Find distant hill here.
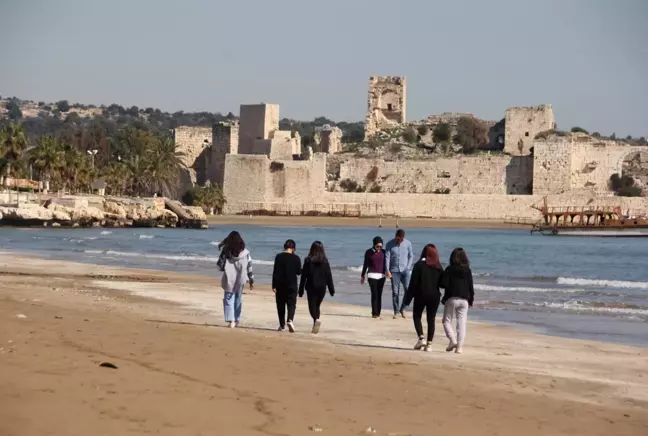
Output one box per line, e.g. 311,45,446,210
0,96,365,146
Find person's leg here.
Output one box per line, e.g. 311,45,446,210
426,294,441,343
368,278,379,317
443,298,457,346
223,291,235,323
312,289,325,334
287,291,297,323
307,290,317,321
275,290,286,329
455,299,469,352
234,287,243,324
412,298,424,339
390,272,402,315
376,278,386,317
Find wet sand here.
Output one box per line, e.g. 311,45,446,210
1,254,646,436
207,214,529,229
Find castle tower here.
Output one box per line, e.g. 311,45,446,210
207,121,239,185
238,103,280,154
504,104,555,155
364,76,407,139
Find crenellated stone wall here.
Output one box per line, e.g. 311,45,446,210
365,76,406,139
335,155,532,195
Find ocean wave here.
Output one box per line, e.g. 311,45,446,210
138,235,155,240
83,249,274,266
100,231,112,235
557,277,648,290
210,241,221,246
475,284,577,293
537,301,648,317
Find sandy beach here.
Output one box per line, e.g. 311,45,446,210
1,254,646,436
207,215,528,229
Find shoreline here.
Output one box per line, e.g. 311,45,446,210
1,254,647,435
207,214,530,229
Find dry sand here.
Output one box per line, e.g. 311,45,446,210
0,254,646,436
207,214,529,230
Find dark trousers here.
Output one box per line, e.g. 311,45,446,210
275,288,297,328
413,293,441,342
368,278,386,317
306,288,326,321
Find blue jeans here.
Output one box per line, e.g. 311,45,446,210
390,270,411,314
223,285,244,322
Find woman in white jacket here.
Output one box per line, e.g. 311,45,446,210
219,231,254,328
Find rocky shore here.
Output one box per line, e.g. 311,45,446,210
0,195,208,229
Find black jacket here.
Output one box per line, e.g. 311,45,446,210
403,260,443,306
441,265,474,306
299,257,335,297
272,252,302,291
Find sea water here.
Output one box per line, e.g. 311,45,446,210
1,225,647,346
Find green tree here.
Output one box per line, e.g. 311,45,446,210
453,117,488,154
182,182,226,214
6,100,22,120
143,136,186,197
571,126,589,134
610,133,616,140
29,135,65,190
402,127,418,144
0,122,29,188
432,123,452,143
57,100,70,112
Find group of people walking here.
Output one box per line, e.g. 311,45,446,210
217,229,475,353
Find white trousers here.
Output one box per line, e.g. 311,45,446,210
442,297,469,348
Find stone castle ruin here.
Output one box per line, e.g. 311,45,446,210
174,77,646,220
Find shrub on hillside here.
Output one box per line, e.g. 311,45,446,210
402,127,418,144
571,126,589,134
432,123,451,143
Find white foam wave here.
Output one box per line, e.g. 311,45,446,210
100,231,112,235
346,266,363,272
474,284,578,293
83,249,274,266
210,241,220,246
557,277,648,290
139,235,155,239
539,301,648,317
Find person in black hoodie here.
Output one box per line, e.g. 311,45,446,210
272,239,302,333
299,241,335,334
441,248,474,354
402,244,443,352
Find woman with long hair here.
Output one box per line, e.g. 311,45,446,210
219,231,254,328
441,248,474,354
402,244,443,351
298,241,335,334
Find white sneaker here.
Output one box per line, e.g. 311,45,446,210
455,347,463,354
227,321,234,328
414,338,425,350
277,326,286,332
446,342,458,352
287,320,295,333
312,319,321,334
423,341,432,352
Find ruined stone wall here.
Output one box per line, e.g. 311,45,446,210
238,104,280,154
532,135,573,195
365,76,406,139
205,121,239,186
223,155,270,203
268,131,299,160
335,155,532,195
173,126,212,168
314,125,342,154
505,105,555,155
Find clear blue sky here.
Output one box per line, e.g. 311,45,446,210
1,0,646,136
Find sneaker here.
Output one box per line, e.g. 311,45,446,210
227,321,234,328
455,347,463,354
393,314,398,319
287,320,295,333
234,321,239,328
312,319,322,334
423,341,432,352
414,337,426,350
446,342,458,352
400,310,406,319
277,326,286,332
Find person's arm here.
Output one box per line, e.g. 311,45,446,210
271,254,279,291
360,249,369,283
403,262,419,307
468,270,474,307
406,241,414,271
384,242,392,277
247,253,254,289
295,255,302,275
298,258,308,297
326,262,335,296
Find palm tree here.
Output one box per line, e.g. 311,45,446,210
29,135,64,192
0,122,29,189
144,136,186,197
